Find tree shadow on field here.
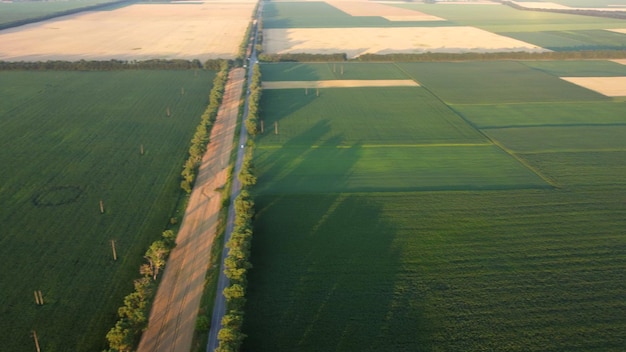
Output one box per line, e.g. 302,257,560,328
255,118,364,195
244,193,435,351
244,118,436,350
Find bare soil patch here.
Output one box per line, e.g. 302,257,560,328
264,26,549,58
263,79,419,89
326,0,443,21
561,76,626,96
0,0,256,61
137,68,245,352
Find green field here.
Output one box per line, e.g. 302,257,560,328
243,61,626,351
0,0,123,26
254,145,548,194
522,0,626,8
0,70,214,351
485,125,626,153
397,61,608,104
402,3,626,32
262,1,452,28
244,190,626,351
454,101,626,128
521,59,626,77
503,29,626,51
261,62,411,81
258,87,485,146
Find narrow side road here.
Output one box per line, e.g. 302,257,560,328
206,3,263,351
137,68,245,352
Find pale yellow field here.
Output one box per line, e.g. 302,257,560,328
561,76,626,96
511,1,626,11
0,0,256,61
326,0,443,21
262,79,419,89
263,26,549,58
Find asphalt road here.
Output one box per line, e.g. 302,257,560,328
206,4,262,350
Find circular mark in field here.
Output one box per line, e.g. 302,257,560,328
33,185,83,207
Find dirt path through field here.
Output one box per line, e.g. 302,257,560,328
137,67,245,352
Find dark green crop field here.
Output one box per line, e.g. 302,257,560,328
402,3,626,32
522,60,626,77
243,60,626,351
0,70,214,351
262,1,452,28
397,61,608,104
245,190,626,352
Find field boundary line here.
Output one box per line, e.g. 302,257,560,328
392,62,559,189
255,143,492,149
519,148,626,154
262,79,419,89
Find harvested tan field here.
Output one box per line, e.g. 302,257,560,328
561,76,626,96
608,28,626,35
511,1,626,11
326,0,443,21
0,0,256,61
263,79,419,89
264,27,549,58
611,59,626,65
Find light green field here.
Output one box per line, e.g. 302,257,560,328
0,70,214,351
257,86,485,146
254,145,548,194
522,151,626,187
454,101,626,128
397,61,608,104
260,62,411,81
486,125,626,153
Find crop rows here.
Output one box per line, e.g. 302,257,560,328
0,70,214,351
243,60,626,351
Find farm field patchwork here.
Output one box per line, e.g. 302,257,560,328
244,60,626,351
522,59,626,76
502,29,626,51
397,61,608,104
0,70,215,351
401,2,626,32
256,86,486,146
560,76,626,96
261,1,451,28
0,0,256,61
